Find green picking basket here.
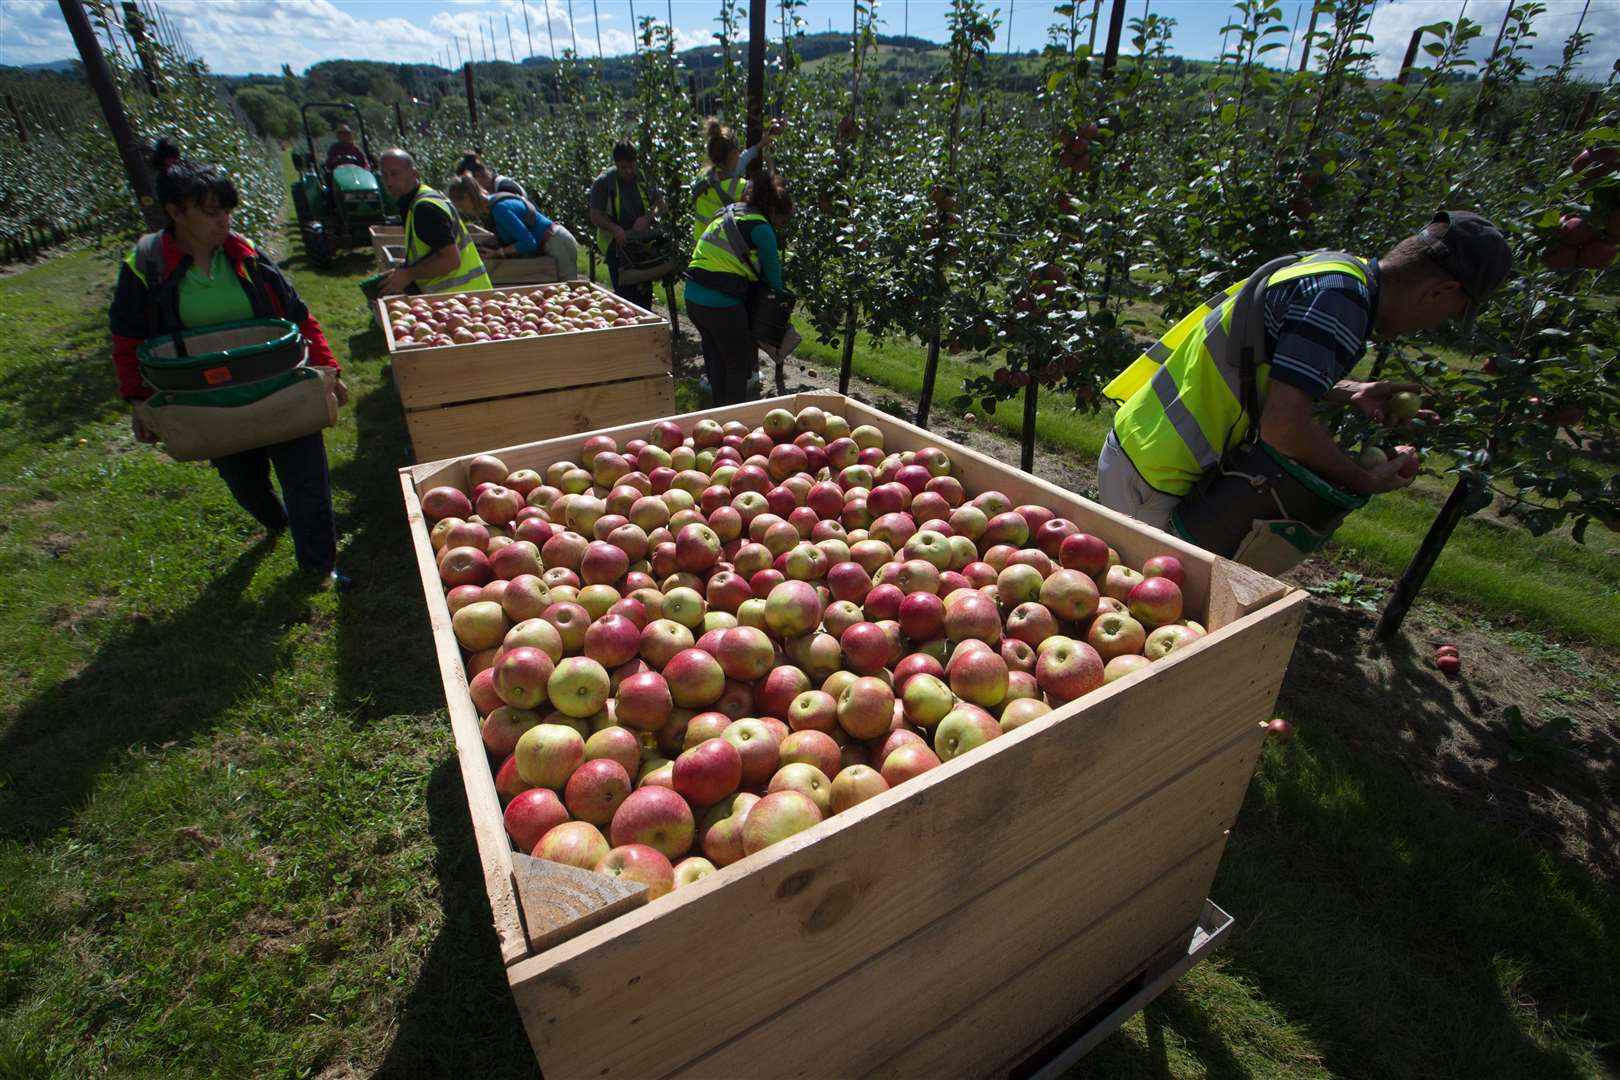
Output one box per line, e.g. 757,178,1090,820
137,319,305,392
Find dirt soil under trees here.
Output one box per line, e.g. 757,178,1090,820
666,316,1620,882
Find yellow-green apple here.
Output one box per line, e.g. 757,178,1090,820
1058,532,1109,577
982,511,1030,549
713,626,774,682
741,788,822,855
595,843,674,900
1006,602,1059,648
547,656,611,718
701,792,759,866
778,729,841,778
662,585,707,629
1086,612,1147,660
838,676,896,740
494,646,554,710
639,619,695,669
821,599,864,639
535,820,609,869
788,690,839,733
767,762,833,815
721,718,780,786
482,706,541,758
934,706,1001,761
830,765,890,813
755,665,812,719
900,672,954,728
1127,576,1183,628
1144,623,1203,660
1004,670,1039,702
1104,654,1152,683
565,757,632,824
1039,568,1100,623
1036,638,1105,703
880,741,941,785
610,785,695,859
947,646,1009,708
502,574,552,622
944,591,1002,645
538,601,588,654
764,580,823,639
503,787,569,853
682,711,732,749
584,725,642,776
615,671,673,731
514,723,586,789
1101,564,1144,602
663,648,726,708
1140,554,1185,587
822,669,858,701
453,600,509,652
673,856,718,889
999,698,1052,731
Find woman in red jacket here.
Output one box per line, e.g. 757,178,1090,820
110,140,352,587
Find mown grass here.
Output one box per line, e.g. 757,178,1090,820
1,239,1616,1078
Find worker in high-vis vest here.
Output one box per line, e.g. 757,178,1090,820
1097,211,1510,572
683,170,794,406
589,141,668,309
376,148,492,296
689,116,781,241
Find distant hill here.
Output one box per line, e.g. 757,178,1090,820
2,59,80,73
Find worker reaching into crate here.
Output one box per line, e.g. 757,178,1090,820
375,148,492,297
110,139,351,589
1097,211,1511,574
589,141,669,310
446,174,581,281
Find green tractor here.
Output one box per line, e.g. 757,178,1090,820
289,103,396,266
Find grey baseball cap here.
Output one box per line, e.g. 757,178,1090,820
1420,210,1512,303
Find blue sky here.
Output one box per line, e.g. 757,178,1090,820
0,0,1613,78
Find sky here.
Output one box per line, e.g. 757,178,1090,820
0,0,1613,80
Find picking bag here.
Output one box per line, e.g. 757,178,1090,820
134,366,339,462
137,319,306,392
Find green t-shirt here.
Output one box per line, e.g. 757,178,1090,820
177,249,255,329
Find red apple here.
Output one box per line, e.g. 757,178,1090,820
565,757,632,824
422,485,474,522
943,591,1002,645
1036,638,1105,704
663,648,726,708
880,741,941,785
721,718,781,786
1058,532,1109,577
1127,576,1184,628
947,645,1009,708
788,689,840,733
482,705,540,758
615,671,673,731
610,785,695,860
584,725,642,776
503,787,569,852
766,762,833,816
673,736,744,806
829,764,890,813
1140,554,1186,587
755,665,812,719
595,843,675,900
778,729,842,779
934,706,1001,761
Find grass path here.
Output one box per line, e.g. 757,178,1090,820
0,238,1615,1078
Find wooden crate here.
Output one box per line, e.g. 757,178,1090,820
398,391,1308,1079
370,223,560,284
377,281,673,462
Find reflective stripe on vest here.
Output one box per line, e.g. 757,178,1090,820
1104,251,1373,497
595,173,653,254
691,171,744,240
686,205,765,297
405,185,492,294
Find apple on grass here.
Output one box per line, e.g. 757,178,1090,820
741,790,823,855
595,844,675,900
610,785,695,861
503,788,569,853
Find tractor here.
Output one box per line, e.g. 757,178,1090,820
289,103,396,266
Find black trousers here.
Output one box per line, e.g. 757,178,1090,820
212,432,337,574
688,300,757,406
604,246,654,310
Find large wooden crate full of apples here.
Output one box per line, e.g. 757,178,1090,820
369,223,560,284
398,391,1307,1078
378,281,673,462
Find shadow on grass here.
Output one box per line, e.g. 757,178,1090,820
0,538,300,841
374,758,536,1079
0,321,123,444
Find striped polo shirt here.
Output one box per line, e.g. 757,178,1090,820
1262,260,1379,397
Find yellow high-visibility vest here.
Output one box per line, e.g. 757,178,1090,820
404,184,492,293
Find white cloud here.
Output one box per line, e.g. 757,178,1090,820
1356,0,1617,81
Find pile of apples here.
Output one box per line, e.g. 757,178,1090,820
421,407,1207,902
386,282,663,350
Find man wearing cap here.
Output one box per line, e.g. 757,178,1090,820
324,123,369,171
1097,210,1512,535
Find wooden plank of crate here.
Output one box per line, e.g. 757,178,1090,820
874,843,1223,1080
666,739,1249,1079
397,471,529,965
404,374,675,464
511,853,648,953
504,592,1305,1078
391,319,671,410
488,256,560,285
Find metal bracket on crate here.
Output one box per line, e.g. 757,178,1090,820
1011,899,1237,1080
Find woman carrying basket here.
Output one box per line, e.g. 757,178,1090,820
683,170,794,406
109,140,351,588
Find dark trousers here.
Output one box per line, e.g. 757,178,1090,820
212,432,337,574
605,246,653,310
688,300,757,406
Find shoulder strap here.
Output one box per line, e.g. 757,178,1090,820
135,232,165,288
1227,253,1304,446
720,205,752,258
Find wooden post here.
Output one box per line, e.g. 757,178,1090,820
1473,0,1514,126
464,61,479,128
1298,3,1317,72
1569,88,1599,131
664,279,680,337
746,0,766,147
1100,0,1126,80
1087,0,1101,53
4,94,26,145
917,328,942,428
121,1,160,95
1395,28,1424,85
837,306,857,395
1020,376,1038,472
395,99,406,137
1376,474,1474,641
59,0,165,233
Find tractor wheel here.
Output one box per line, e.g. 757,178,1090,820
302,225,333,267
291,184,312,225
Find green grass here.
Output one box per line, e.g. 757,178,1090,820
1,238,1617,1077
